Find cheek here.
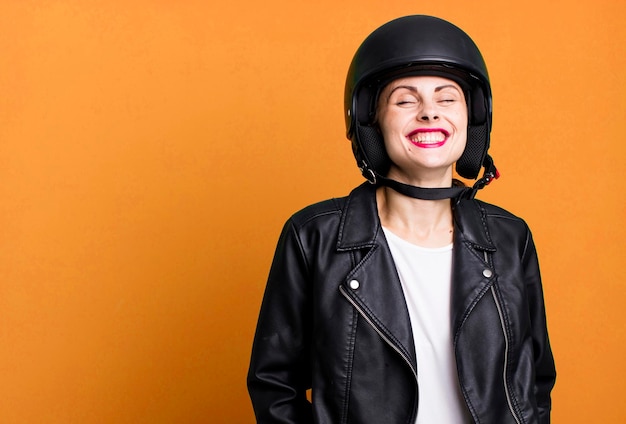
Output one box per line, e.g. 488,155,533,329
453,108,469,129
453,131,468,159
378,111,403,141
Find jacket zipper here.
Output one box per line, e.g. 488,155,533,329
339,285,419,424
486,252,522,424
339,285,418,379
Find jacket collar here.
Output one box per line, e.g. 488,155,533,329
336,183,381,251
453,199,496,252
336,182,496,252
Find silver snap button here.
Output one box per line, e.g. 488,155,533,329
483,269,493,278
349,279,360,290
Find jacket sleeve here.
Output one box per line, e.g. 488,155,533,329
522,229,556,424
247,219,314,424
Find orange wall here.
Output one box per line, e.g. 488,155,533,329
1,1,624,422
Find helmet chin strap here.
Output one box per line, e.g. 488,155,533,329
377,176,470,200
363,155,499,201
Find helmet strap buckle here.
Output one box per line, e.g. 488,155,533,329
359,161,377,184
471,154,499,192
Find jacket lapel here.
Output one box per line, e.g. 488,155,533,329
337,183,417,369
451,199,497,334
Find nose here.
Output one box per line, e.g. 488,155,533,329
418,100,439,121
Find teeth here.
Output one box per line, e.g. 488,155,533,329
409,132,445,143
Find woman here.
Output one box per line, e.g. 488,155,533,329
248,15,556,424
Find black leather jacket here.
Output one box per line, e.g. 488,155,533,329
248,183,556,424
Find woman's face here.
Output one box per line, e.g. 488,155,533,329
377,75,468,186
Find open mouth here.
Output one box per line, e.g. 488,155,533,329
406,129,449,148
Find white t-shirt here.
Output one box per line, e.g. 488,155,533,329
382,227,472,424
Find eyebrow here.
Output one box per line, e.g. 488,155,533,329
385,84,461,102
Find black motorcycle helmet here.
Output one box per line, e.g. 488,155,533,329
345,15,498,199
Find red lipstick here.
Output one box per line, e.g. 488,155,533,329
406,128,449,148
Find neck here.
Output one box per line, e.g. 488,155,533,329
376,186,454,248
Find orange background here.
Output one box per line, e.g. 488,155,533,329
1,1,624,422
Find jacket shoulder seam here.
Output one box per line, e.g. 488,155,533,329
289,198,344,229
